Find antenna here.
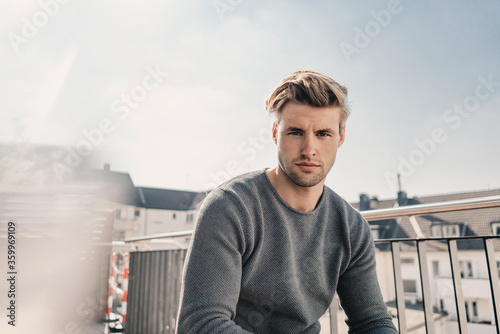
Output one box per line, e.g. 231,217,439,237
397,173,402,193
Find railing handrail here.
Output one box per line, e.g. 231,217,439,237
124,230,194,243
375,234,500,243
123,195,500,243
362,194,500,220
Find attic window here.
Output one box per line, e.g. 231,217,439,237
492,222,500,236
431,224,460,237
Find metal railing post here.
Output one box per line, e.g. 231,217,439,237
329,295,339,334
417,241,435,334
484,238,500,333
448,239,468,334
391,241,408,333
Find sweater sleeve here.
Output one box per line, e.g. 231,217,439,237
336,213,398,334
175,189,253,334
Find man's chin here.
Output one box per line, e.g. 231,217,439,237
295,180,323,188
289,173,325,188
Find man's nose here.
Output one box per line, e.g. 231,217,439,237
301,133,316,157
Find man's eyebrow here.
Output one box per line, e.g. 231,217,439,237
316,128,336,133
285,127,304,132
285,127,337,133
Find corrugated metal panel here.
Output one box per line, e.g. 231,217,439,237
126,249,187,334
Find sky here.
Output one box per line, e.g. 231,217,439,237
1,0,500,202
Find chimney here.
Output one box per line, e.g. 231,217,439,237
397,191,408,206
396,173,408,206
359,193,371,211
104,163,110,172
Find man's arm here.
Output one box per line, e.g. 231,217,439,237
175,189,253,334
336,215,398,334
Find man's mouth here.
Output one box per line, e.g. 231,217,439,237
295,162,320,171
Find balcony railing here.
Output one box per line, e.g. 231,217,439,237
123,195,500,334
374,235,500,334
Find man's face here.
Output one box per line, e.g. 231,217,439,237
273,102,345,188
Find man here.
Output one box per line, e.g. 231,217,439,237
176,71,397,333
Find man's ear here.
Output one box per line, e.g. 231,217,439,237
272,122,278,144
338,127,346,147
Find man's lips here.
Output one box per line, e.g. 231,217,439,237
295,162,320,171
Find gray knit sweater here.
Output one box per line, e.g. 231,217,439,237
176,170,397,334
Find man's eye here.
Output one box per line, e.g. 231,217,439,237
318,133,331,137
288,131,302,136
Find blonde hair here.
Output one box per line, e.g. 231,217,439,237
265,70,350,130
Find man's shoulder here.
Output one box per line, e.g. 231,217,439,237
204,169,266,205
323,186,365,221
218,169,266,194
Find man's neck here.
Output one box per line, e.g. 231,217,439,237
266,167,324,213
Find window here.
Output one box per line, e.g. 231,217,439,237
134,209,140,217
401,258,414,264
433,261,440,276
445,225,459,237
472,301,478,317
173,213,176,220
431,225,442,237
466,262,473,278
497,261,500,278
431,224,460,237
403,280,417,293
186,213,194,223
115,209,122,219
460,261,473,278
